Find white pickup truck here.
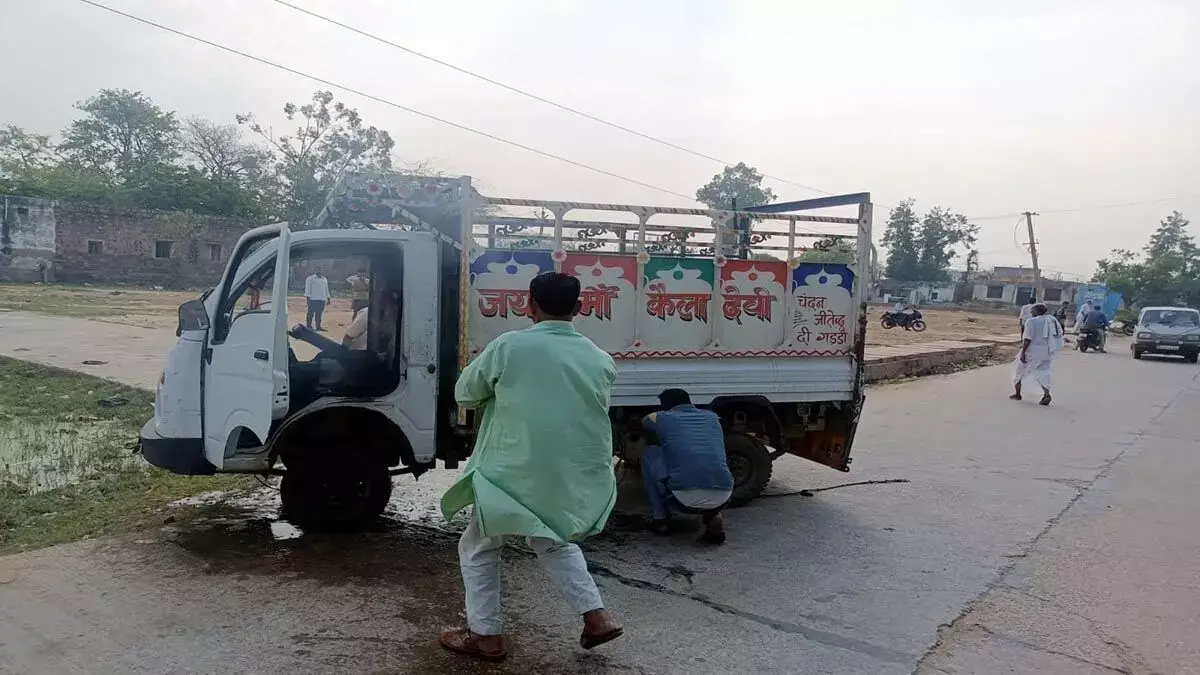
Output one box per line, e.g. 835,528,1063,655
138,173,874,529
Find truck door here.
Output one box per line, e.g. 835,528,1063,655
392,233,441,464
202,224,293,468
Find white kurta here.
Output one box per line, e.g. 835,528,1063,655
1013,314,1060,388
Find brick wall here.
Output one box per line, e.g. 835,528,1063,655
52,202,253,289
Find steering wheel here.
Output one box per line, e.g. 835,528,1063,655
288,323,353,357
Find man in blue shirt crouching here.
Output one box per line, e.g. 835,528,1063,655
641,388,734,544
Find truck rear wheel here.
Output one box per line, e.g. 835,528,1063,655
280,456,392,532
725,433,772,507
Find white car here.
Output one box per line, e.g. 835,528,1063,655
1131,306,1200,363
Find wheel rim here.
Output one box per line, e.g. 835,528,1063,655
727,453,752,488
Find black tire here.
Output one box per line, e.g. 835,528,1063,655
1186,353,1198,364
1079,342,1089,353
880,316,894,329
910,319,927,332
1132,349,1142,360
725,433,772,507
280,456,392,532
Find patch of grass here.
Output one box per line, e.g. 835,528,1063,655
0,283,193,321
0,356,250,555
0,284,120,318
0,355,156,427
0,470,249,555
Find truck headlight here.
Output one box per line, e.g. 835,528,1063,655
1184,335,1200,342
1137,332,1152,339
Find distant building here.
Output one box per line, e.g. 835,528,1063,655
971,266,1079,306
1,195,252,288
873,278,966,305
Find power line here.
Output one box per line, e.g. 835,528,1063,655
1038,195,1190,215
268,0,836,198
968,195,1194,222
73,0,698,203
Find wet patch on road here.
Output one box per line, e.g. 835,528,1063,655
119,496,626,673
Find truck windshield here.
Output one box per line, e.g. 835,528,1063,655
1142,310,1199,327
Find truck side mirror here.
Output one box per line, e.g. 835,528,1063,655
177,299,211,335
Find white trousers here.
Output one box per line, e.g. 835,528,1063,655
1013,356,1053,389
458,513,604,636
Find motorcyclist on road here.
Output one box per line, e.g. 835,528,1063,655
1077,305,1110,352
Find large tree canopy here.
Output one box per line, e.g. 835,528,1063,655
881,200,977,281
238,90,395,224
58,89,180,186
1094,211,1198,307
695,162,777,210
0,88,396,221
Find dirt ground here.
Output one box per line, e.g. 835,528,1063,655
0,284,1019,347
861,304,1019,345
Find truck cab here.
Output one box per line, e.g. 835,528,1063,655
140,173,874,530
140,224,450,528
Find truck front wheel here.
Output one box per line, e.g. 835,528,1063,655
280,457,392,532
725,433,772,507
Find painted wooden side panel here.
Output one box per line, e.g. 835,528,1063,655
466,248,856,360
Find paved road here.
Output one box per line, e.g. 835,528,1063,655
1,314,1199,673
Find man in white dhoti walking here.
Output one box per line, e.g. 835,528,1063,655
1011,303,1060,406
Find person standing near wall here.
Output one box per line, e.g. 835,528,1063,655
304,267,330,331
346,267,370,314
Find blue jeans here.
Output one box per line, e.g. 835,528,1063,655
640,445,673,520
641,445,724,520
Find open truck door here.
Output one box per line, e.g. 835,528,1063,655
203,223,293,468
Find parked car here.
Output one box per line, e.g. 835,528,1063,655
1131,307,1200,363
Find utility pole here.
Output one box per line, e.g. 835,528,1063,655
1023,211,1043,302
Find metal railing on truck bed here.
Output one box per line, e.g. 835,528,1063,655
318,173,872,405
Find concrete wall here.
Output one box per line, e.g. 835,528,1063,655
50,202,252,289
0,196,56,282
973,282,1021,304
972,282,1079,306
874,281,961,305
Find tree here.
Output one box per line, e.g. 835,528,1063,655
58,89,180,186
1093,248,1141,302
797,237,856,264
880,200,976,281
1095,211,1199,307
181,118,269,186
695,162,776,210
238,90,395,224
0,125,56,175
913,206,977,280
179,118,273,218
881,200,920,280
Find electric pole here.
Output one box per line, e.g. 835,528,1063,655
1023,211,1042,302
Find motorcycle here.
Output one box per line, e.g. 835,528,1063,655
1077,327,1107,353
881,309,926,332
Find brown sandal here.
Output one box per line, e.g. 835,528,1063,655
580,626,624,650
439,628,508,662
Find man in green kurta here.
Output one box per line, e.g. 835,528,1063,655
439,272,623,662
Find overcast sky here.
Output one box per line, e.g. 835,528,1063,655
3,0,1197,277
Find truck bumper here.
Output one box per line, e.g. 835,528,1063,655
138,419,215,475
